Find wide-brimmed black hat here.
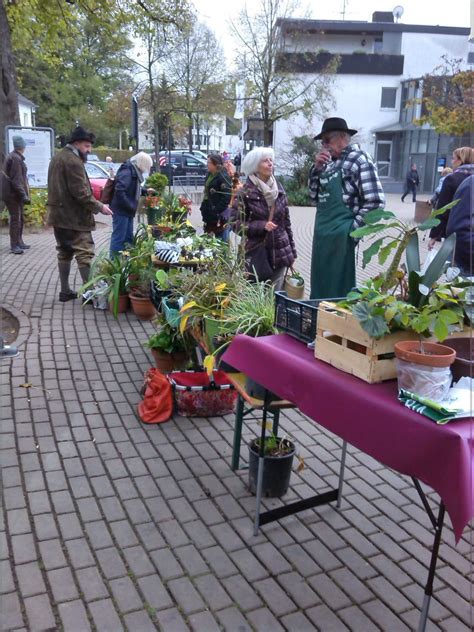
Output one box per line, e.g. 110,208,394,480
68,126,96,144
313,117,357,141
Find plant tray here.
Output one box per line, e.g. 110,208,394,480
274,291,345,344
150,281,172,312
314,301,420,383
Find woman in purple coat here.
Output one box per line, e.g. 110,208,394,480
231,147,297,289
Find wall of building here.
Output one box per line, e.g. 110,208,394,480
401,32,472,77
18,103,33,128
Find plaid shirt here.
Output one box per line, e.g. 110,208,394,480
308,143,385,229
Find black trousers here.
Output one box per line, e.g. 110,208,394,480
7,199,24,247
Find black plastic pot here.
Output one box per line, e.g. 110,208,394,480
248,438,295,497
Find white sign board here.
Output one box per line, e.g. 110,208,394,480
5,126,54,188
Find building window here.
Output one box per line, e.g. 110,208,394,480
374,38,383,53
467,52,474,64
381,87,397,109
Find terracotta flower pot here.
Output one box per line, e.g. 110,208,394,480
129,294,156,320
394,340,456,368
151,349,188,373
109,294,129,314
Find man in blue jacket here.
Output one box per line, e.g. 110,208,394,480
110,152,153,256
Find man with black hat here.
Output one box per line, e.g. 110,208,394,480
47,126,113,302
308,117,384,299
1,135,31,254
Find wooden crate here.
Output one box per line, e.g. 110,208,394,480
314,301,418,383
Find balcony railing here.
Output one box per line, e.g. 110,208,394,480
276,51,404,75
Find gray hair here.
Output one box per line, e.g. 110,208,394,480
130,151,153,173
241,147,274,176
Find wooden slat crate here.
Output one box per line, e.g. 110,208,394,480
314,301,419,383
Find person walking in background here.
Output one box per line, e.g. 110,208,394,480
200,154,232,241
308,117,384,299
1,135,31,254
233,152,242,169
445,175,473,276
401,163,419,202
105,156,116,178
232,146,297,290
109,152,153,256
46,126,113,302
428,147,474,251
429,167,452,207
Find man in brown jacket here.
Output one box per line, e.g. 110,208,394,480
47,126,113,302
1,135,30,254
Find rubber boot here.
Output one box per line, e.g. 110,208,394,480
58,261,77,302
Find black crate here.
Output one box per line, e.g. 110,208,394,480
150,281,173,312
274,291,344,344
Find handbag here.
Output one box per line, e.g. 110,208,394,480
168,370,237,417
245,204,275,282
283,269,305,299
100,177,115,204
138,369,173,424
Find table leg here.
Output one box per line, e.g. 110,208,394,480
231,395,245,471
253,390,271,536
336,440,347,509
411,478,446,632
272,408,280,436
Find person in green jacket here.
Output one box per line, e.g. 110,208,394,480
308,117,385,300
46,127,113,302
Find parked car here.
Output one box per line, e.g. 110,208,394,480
94,161,123,177
157,151,207,183
86,153,100,162
84,161,109,201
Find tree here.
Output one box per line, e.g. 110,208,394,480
414,56,473,136
1,0,192,157
163,22,230,151
230,0,336,145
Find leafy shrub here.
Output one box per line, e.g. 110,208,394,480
280,177,312,206
0,189,48,227
145,172,168,192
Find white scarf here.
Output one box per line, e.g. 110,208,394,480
249,174,279,208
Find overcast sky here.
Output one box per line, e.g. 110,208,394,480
191,0,472,62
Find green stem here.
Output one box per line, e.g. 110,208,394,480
381,230,414,293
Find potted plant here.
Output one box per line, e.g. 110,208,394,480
248,434,295,498
316,203,469,384
127,267,157,320
80,252,130,318
144,314,189,372
144,173,168,225
283,269,305,300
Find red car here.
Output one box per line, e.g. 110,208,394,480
85,162,109,201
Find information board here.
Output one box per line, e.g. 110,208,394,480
5,126,54,188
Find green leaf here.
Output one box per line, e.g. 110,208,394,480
361,209,397,224
418,218,441,230
405,232,420,274
433,317,449,342
362,238,384,269
350,223,397,239
352,302,390,338
420,233,457,305
438,309,462,325
378,241,398,265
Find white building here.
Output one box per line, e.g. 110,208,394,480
273,12,472,191
17,93,36,127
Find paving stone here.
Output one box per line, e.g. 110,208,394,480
123,610,157,632
216,606,253,632
155,607,192,632
137,575,174,610
229,546,268,582
306,603,351,631
45,470,68,492
16,562,47,597
24,593,56,631
109,576,143,613
0,592,24,629
149,548,184,580
0,559,15,594
361,599,411,631
76,497,102,522
188,611,221,632
122,545,155,577
12,533,37,564
57,513,84,540
278,571,320,609
174,544,208,577
66,538,95,569
135,522,165,551
89,599,124,632
96,547,128,580
247,607,286,631
76,566,109,602
38,538,67,570
4,486,27,510
58,599,92,631
109,519,139,548
7,508,31,535
47,567,79,603
28,490,52,515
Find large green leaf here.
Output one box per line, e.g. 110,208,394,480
433,317,449,342
407,270,422,307
419,233,457,305
352,302,390,338
418,218,441,231
362,238,384,268
378,240,398,265
405,232,420,274
361,209,397,225
350,223,399,239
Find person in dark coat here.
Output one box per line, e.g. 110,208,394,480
231,147,297,289
1,136,30,254
401,163,420,202
445,175,473,276
47,126,113,302
109,152,153,256
200,154,232,240
428,147,474,250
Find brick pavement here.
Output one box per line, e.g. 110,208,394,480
0,195,472,632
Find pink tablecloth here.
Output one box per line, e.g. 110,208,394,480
223,334,474,542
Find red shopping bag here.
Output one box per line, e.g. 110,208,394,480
168,370,237,417
138,369,173,424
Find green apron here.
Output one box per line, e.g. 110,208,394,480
310,168,356,300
